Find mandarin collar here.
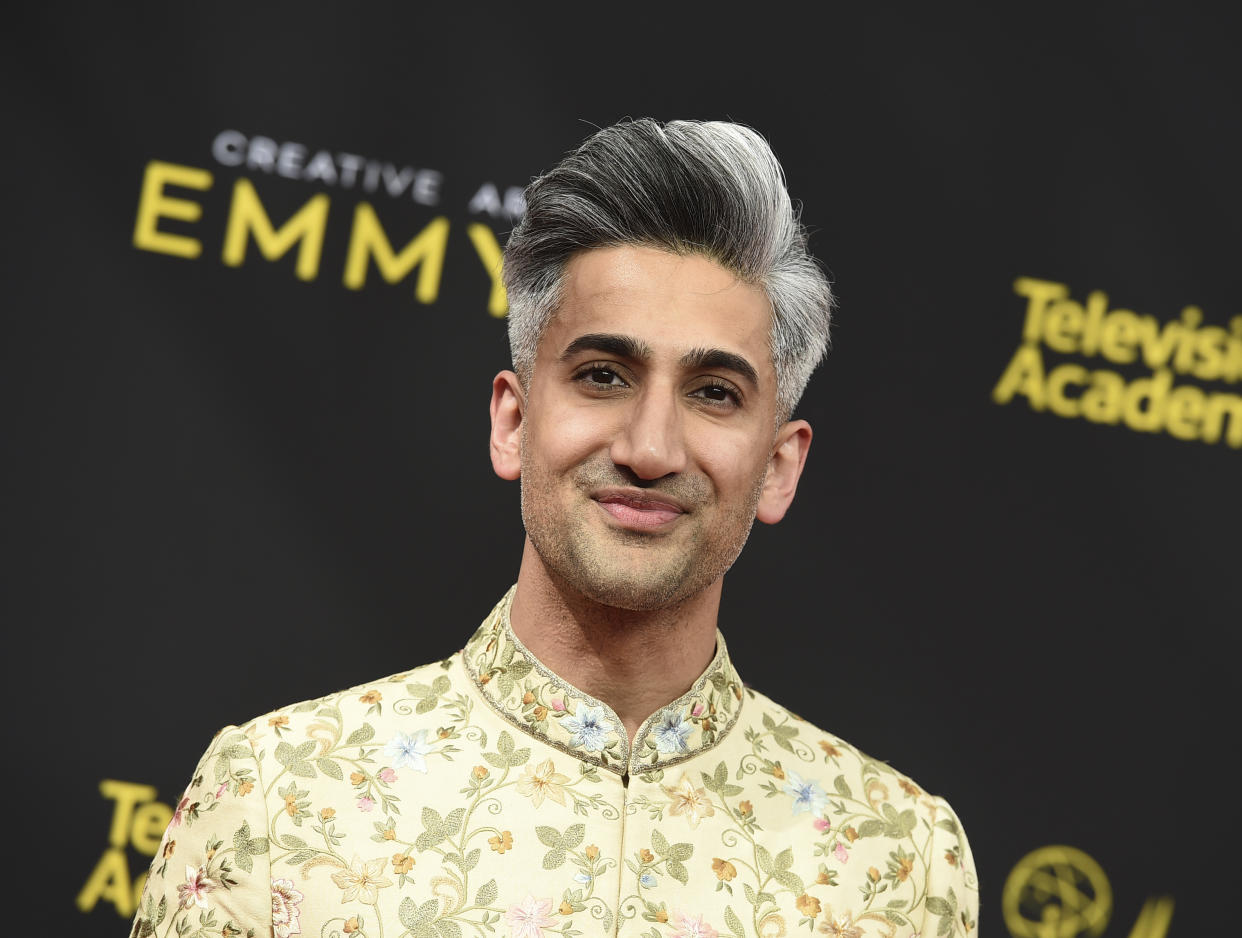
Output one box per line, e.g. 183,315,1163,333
461,587,745,777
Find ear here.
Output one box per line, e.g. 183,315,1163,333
489,370,525,481
756,419,812,524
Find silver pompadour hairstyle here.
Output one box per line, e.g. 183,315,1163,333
502,118,834,417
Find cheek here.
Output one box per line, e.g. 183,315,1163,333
525,405,617,468
690,429,770,492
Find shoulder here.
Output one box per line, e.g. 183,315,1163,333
725,686,978,929
196,655,471,778
232,651,462,740
735,685,963,833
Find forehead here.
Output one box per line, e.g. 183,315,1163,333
541,245,774,373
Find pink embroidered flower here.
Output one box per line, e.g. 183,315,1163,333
377,768,397,783
216,783,228,799
691,702,705,717
270,878,305,938
813,818,830,832
833,843,849,863
505,895,555,938
171,796,190,827
357,795,376,813
672,912,718,938
177,865,216,909
550,698,565,712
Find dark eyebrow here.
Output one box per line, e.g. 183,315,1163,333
558,333,653,363
680,347,760,388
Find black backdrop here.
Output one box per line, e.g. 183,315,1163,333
6,7,1239,938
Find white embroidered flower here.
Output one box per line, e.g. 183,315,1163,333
383,730,432,772
329,855,392,904
562,705,611,751
651,709,694,753
505,895,555,938
271,878,305,938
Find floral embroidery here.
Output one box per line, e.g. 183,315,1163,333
131,589,978,938
562,705,611,752
783,769,829,816
505,895,555,938
672,912,719,938
271,878,305,938
664,773,715,828
651,709,694,754
384,730,432,772
517,758,569,807
462,586,745,774
329,855,392,904
176,865,215,909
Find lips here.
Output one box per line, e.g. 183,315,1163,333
593,492,685,529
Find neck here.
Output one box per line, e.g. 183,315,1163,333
509,538,722,743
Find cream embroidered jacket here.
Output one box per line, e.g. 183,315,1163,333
132,590,978,938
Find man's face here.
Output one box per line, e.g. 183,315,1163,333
498,244,805,612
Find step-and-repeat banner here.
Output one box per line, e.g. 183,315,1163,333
8,8,1237,938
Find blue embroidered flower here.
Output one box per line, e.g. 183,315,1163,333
639,872,658,889
563,705,611,752
651,709,694,754
573,871,592,885
782,770,828,816
383,730,432,773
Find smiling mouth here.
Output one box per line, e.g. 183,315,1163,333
593,493,686,530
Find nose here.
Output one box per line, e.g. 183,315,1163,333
609,386,687,480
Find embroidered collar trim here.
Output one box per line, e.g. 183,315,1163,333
461,587,745,776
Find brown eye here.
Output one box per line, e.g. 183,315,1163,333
691,382,740,406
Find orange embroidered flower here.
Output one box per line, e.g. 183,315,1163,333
867,866,881,883
473,766,490,779
359,690,382,704
843,826,859,843
738,800,753,817
639,849,655,863
796,894,821,917
392,854,415,874
895,856,914,882
816,871,831,885
533,705,548,721
898,779,921,798
479,674,491,685
712,858,737,881
559,901,573,915
343,918,359,934
489,830,514,854
284,794,299,817
350,772,366,785
382,828,396,841
320,808,336,820
438,728,451,739
237,780,254,797
771,763,786,780
945,850,959,867
161,839,175,858
268,715,289,728
522,691,536,704
585,845,599,861
819,741,842,758
655,909,668,923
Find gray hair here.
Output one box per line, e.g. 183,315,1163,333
502,118,834,418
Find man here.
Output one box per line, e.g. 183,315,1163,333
132,120,977,938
